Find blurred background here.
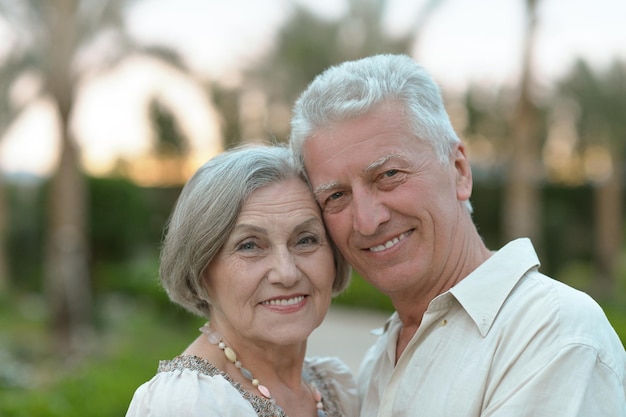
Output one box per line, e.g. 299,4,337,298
0,0,625,415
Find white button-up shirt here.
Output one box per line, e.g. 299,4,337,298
358,238,626,417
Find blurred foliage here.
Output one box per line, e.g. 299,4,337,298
5,182,45,292
90,177,160,262
335,273,395,312
149,97,189,157
4,178,612,292
5,177,180,292
558,59,626,149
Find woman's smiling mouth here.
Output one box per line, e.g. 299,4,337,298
261,295,306,306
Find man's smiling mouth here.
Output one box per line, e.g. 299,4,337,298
368,231,411,252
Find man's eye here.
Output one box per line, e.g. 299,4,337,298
383,169,398,178
321,190,349,214
328,191,343,201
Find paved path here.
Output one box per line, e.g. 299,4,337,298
306,306,390,373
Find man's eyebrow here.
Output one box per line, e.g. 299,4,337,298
364,153,404,173
312,181,340,198
312,154,407,197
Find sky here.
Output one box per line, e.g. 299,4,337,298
1,0,625,177
125,0,626,89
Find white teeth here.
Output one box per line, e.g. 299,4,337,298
369,232,409,253
262,296,305,306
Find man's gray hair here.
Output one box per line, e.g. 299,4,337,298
289,54,472,213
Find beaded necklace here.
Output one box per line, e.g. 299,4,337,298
200,323,326,417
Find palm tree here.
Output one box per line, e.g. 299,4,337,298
239,0,414,144
148,96,190,184
502,0,544,252
0,0,188,357
0,0,127,356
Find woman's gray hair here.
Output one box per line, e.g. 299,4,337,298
159,144,351,318
289,53,472,213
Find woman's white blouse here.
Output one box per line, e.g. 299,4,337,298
126,355,359,417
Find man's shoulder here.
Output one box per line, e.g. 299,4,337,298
519,271,602,317
508,271,622,352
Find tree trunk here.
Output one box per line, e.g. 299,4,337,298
503,96,542,243
503,0,543,256
43,0,93,358
44,115,93,357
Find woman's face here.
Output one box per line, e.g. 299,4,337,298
204,177,336,349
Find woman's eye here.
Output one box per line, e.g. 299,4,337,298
237,241,257,251
297,234,319,246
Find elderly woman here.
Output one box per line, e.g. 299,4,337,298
126,145,357,417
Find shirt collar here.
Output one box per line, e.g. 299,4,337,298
449,238,540,337
371,238,540,337
371,311,398,336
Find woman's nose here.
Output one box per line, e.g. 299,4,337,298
266,246,300,287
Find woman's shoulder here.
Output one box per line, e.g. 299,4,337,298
157,354,222,375
126,355,257,417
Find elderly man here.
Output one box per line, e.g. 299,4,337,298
289,54,626,417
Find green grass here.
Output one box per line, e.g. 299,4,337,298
0,294,203,417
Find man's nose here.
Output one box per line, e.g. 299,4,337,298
351,187,390,236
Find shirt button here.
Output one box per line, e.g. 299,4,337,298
440,319,448,326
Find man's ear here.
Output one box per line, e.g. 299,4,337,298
453,143,472,202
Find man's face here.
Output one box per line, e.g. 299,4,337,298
302,102,472,300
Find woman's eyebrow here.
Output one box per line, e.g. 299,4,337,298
294,217,324,233
231,224,266,234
